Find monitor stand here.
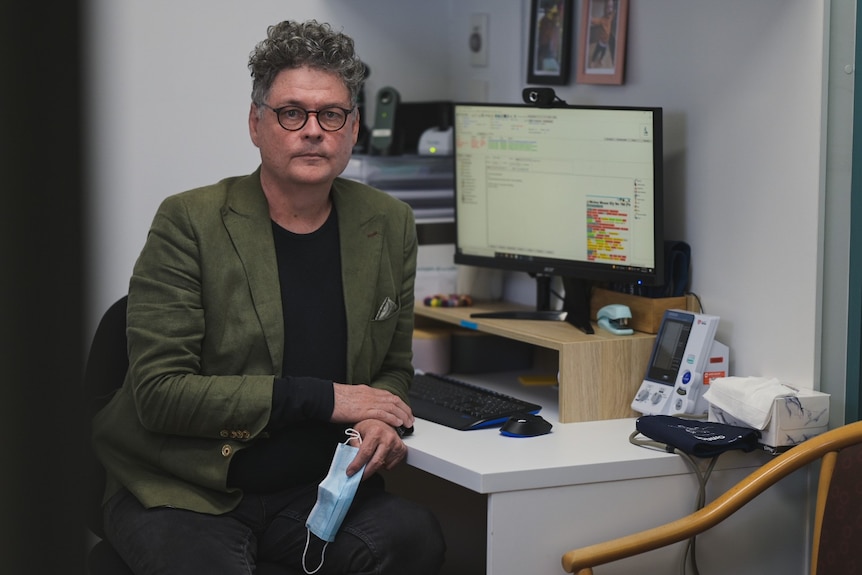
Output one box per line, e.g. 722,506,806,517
561,277,595,334
469,275,595,334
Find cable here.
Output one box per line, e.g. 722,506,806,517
550,286,565,305
628,430,720,575
686,291,704,314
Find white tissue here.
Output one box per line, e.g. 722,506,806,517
702,376,794,430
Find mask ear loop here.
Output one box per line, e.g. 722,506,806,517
301,428,363,574
302,530,327,575
344,427,362,446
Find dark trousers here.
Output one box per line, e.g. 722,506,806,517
103,475,445,575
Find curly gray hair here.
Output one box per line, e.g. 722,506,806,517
248,20,367,108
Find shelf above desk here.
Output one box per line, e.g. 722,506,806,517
415,301,656,423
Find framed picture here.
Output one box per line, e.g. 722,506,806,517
527,0,573,86
576,0,629,85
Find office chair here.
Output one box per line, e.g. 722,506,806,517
84,296,297,575
560,419,862,574
83,296,132,574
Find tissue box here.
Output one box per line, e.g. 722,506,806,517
708,388,830,452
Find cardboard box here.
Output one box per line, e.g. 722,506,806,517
590,287,688,334
708,388,830,451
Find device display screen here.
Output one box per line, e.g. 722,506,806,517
645,313,694,385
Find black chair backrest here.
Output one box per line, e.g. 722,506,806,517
83,296,128,538
82,295,299,575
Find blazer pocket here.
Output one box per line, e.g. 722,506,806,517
373,296,399,321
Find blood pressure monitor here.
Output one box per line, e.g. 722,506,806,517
631,310,729,417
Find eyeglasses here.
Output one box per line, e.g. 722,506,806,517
259,103,354,132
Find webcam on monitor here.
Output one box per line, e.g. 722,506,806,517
522,87,567,107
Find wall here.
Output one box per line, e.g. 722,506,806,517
86,1,845,398
447,1,836,394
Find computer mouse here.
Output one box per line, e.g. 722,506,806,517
500,413,553,437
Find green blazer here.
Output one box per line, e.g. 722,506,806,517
92,168,417,514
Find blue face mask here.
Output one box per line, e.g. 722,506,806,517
303,428,366,574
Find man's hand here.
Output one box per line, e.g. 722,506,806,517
331,383,414,430
346,419,408,479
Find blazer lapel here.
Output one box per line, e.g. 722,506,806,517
221,172,284,373
334,183,384,379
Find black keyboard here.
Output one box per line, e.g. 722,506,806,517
408,372,542,431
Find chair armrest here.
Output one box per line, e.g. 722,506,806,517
562,421,862,573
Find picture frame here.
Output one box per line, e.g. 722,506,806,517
527,0,573,86
576,0,629,85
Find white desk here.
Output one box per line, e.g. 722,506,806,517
386,373,809,575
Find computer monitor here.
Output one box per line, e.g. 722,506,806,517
453,102,664,332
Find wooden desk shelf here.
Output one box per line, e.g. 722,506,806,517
414,301,656,423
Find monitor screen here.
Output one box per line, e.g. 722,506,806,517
452,102,664,327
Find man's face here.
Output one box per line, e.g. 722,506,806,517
249,66,359,190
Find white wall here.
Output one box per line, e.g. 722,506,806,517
86,1,845,399
447,1,835,392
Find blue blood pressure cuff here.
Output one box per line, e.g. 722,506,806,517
635,415,760,458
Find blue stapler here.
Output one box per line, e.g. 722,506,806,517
597,304,634,335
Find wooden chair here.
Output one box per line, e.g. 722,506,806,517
561,420,862,574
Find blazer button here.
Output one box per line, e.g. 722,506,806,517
221,444,232,457
220,430,229,438
242,431,251,439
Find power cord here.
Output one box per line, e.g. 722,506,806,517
686,291,705,314
629,430,720,575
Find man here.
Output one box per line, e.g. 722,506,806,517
92,19,445,574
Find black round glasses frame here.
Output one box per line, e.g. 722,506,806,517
259,103,355,132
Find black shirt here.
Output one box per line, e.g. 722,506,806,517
227,206,350,492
